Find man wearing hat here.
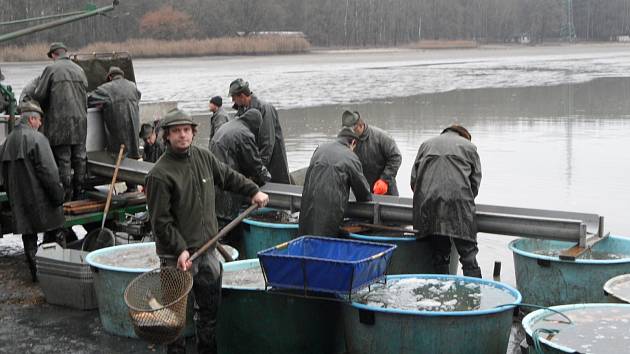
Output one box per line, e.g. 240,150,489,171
229,78,291,184
298,127,372,237
342,110,402,196
145,108,269,354
33,42,88,201
0,98,65,282
411,124,482,278
89,67,142,155
139,121,165,163
208,95,229,141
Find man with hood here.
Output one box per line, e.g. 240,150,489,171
342,110,402,196
32,42,88,201
411,124,482,278
229,78,291,184
298,127,372,237
210,108,271,223
0,98,65,282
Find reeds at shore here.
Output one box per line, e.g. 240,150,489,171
0,36,311,62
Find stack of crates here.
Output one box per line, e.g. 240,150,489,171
36,243,97,310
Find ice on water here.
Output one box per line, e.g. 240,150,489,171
356,277,515,312
222,266,266,289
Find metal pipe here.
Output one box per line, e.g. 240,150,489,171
84,156,603,242
0,11,86,26
0,1,119,43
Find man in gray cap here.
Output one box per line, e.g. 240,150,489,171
33,42,88,201
298,127,372,237
342,110,402,196
208,95,229,141
229,78,290,184
139,121,165,163
0,98,65,282
145,108,269,354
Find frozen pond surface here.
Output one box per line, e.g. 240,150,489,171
356,277,516,312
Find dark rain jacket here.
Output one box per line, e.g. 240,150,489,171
32,57,88,146
0,122,65,234
142,140,165,163
210,109,270,220
298,139,372,237
19,76,39,103
355,124,402,196
210,107,229,140
410,131,482,242
237,94,290,184
89,76,142,159
145,145,260,257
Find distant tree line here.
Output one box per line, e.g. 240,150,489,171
1,0,630,47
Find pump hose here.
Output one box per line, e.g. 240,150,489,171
494,303,573,354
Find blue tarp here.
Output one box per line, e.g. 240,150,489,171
257,236,396,295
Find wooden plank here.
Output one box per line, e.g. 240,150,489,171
559,233,609,261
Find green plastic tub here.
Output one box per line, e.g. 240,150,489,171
342,274,521,354
240,208,298,259
86,242,238,338
218,259,344,354
510,236,630,307
348,231,458,274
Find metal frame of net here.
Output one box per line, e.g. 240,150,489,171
124,267,193,344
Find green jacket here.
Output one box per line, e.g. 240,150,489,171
145,145,260,256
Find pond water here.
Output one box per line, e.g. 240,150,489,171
356,277,516,312
222,265,266,289
530,306,630,353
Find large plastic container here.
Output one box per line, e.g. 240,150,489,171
258,236,396,296
36,243,97,310
218,259,344,354
86,242,238,337
342,274,521,354
241,208,298,259
522,303,630,353
603,273,630,303
348,230,458,274
509,236,630,307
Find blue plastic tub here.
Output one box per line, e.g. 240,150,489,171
257,236,396,295
342,274,521,354
522,303,630,353
241,208,298,259
348,232,458,274
86,242,238,337
509,236,630,307
218,259,344,354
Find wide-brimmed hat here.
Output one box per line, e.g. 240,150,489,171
161,108,198,128
228,78,250,96
47,42,67,58
19,98,44,116
341,110,360,127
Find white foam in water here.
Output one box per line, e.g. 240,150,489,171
356,277,516,312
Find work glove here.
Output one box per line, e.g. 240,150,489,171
373,179,388,195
